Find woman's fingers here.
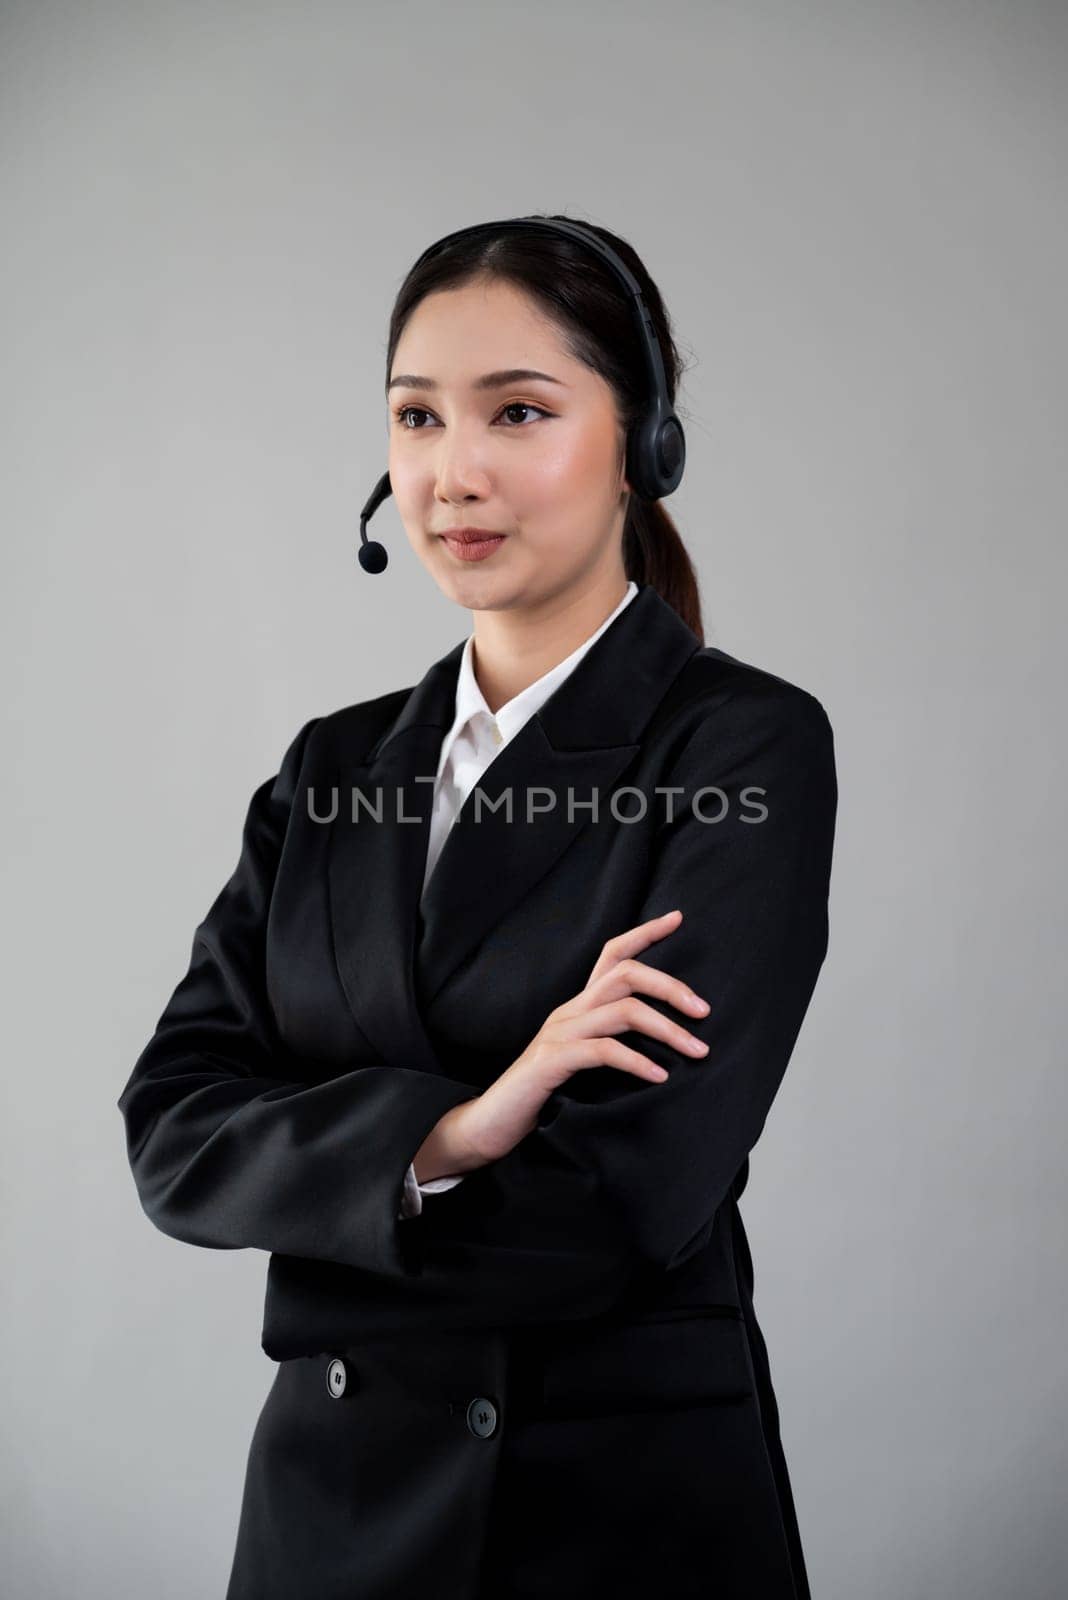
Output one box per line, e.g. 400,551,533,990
572,1036,673,1083
586,956,709,1016
472,912,708,1164
555,955,708,1031
556,995,710,1059
584,908,683,986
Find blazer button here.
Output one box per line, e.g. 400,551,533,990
466,1397,498,1438
326,1357,353,1399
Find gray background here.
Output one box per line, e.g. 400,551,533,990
3,2,1065,1595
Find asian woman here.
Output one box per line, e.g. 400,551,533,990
117,212,837,1599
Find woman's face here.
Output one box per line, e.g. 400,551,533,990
387,277,630,611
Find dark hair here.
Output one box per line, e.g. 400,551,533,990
384,213,703,642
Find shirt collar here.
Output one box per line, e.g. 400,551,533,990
438,579,639,771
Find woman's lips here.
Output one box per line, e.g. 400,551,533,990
440,534,507,562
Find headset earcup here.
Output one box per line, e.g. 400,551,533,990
656,415,686,492
627,407,686,500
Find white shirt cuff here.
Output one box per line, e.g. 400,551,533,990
398,1161,466,1219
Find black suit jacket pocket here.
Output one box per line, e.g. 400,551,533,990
537,1308,753,1418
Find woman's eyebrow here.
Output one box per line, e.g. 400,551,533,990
387,368,568,393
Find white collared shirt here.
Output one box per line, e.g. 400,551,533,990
399,579,639,1219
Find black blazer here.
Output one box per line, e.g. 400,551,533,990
117,581,837,1600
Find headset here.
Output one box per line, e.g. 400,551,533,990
357,215,686,573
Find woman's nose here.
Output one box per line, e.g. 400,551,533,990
433,431,492,502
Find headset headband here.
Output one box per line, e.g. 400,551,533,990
409,216,673,406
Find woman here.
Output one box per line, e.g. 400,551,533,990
117,214,837,1600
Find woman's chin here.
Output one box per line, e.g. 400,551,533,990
434,551,530,604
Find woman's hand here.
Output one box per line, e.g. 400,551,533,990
449,908,710,1171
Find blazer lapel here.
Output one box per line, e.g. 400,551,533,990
327,582,702,1074
326,646,460,1079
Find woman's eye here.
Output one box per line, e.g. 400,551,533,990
393,402,550,430
496,401,546,427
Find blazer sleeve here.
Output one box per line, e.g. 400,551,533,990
116,717,481,1279
284,685,838,1338
532,686,838,1273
